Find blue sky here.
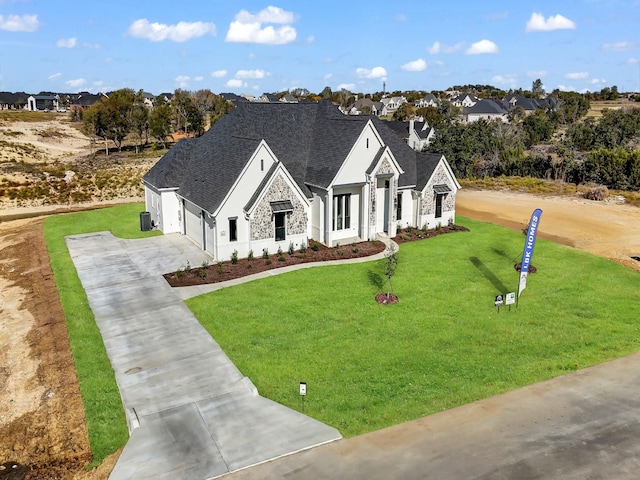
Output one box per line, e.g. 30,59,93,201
1,0,639,96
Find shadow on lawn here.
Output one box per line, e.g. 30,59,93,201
470,256,511,294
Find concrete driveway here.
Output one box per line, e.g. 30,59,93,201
224,351,640,479
66,232,340,479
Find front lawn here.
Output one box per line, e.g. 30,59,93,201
43,203,160,465
187,216,640,437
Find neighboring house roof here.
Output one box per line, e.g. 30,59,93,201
220,92,250,104
280,93,298,103
70,92,107,107
143,100,426,214
464,98,508,115
0,91,29,107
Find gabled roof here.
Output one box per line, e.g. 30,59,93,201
416,153,443,190
143,100,425,213
464,98,508,115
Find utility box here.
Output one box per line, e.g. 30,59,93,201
140,211,151,231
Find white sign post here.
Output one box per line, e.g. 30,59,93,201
300,382,306,412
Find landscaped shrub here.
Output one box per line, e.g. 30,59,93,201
299,241,307,254
288,242,295,255
248,249,254,261
262,248,269,259
231,250,238,264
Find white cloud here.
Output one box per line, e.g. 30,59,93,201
427,41,463,54
194,76,204,82
527,70,548,78
226,79,247,88
127,18,216,42
628,57,640,65
0,13,40,32
324,73,333,80
211,70,227,78
590,78,607,86
48,73,62,80
235,6,295,24
401,58,427,72
56,37,77,48
603,41,637,51
565,72,588,80
526,13,576,32
337,83,356,91
235,69,266,79
175,75,190,88
466,39,498,55
492,74,518,86
226,6,297,45
65,78,87,88
356,66,387,79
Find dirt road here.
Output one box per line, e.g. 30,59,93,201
0,188,638,478
457,189,640,273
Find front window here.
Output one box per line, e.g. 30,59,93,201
435,194,443,218
333,194,351,230
396,193,402,220
275,212,286,241
229,218,237,241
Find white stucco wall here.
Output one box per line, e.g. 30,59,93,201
332,122,382,186
144,184,180,233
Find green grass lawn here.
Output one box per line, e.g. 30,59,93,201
43,203,160,465
188,216,640,437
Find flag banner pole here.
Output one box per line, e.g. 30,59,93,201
517,208,543,307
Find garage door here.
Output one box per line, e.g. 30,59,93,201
184,201,203,249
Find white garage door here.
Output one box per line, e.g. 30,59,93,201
184,201,203,249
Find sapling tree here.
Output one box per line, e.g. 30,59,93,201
384,244,399,302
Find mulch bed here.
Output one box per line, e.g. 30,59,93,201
164,225,470,288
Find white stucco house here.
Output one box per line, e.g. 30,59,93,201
143,100,460,262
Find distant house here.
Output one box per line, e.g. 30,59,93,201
415,93,438,108
463,99,509,123
0,92,29,110
220,92,250,105
143,101,460,261
504,93,560,114
386,119,436,151
380,96,407,116
280,93,298,103
348,98,382,116
258,93,280,102
27,94,59,111
69,92,108,109
451,93,479,108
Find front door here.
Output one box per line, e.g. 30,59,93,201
376,178,390,233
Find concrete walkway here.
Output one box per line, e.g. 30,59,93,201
66,232,344,479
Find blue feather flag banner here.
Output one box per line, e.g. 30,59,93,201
518,208,542,298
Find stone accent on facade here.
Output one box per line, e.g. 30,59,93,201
250,173,308,240
420,163,456,216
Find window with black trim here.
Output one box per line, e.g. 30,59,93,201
275,212,286,241
229,218,237,241
435,194,443,218
333,194,351,230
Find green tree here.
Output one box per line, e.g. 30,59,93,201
149,103,173,149
531,78,545,99
393,102,415,121
130,90,149,153
521,109,554,147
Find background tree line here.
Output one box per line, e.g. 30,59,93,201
80,88,234,155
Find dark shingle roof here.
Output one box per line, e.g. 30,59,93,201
416,153,442,190
144,100,424,213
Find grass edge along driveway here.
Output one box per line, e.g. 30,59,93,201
43,203,160,466
188,216,640,438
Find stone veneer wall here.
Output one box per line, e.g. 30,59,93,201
250,173,308,240
420,164,456,215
